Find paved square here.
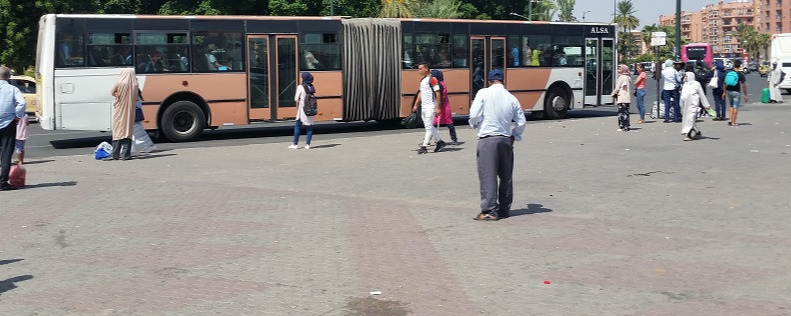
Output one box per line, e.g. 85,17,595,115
1,105,790,315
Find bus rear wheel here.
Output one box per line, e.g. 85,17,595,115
161,101,206,142
544,87,569,120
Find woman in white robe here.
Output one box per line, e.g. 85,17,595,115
680,72,712,141
768,62,784,103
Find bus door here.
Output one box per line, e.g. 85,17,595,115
470,36,506,102
584,37,615,105
247,34,299,120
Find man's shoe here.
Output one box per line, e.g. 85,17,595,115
0,182,18,191
417,146,428,154
663,120,670,123
434,140,446,152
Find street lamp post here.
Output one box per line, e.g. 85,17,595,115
510,12,529,21
582,10,591,22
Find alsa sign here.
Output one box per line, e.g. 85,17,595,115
590,27,610,34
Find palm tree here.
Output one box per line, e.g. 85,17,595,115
412,0,462,19
641,24,659,49
530,0,557,21
756,33,770,61
379,0,414,18
613,0,639,33
556,0,576,22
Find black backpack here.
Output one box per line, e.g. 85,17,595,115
302,84,318,116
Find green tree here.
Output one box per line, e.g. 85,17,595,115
613,0,639,32
529,0,557,21
413,0,463,19
379,0,414,18
617,31,639,64
0,0,104,72
756,33,770,61
556,0,576,22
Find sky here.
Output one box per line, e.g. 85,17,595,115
573,0,750,28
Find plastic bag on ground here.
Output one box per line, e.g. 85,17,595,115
131,122,157,156
94,141,113,160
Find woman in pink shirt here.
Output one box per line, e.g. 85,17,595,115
633,64,647,123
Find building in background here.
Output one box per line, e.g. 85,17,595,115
659,1,757,58
759,0,791,34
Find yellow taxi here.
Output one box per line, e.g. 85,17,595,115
8,75,37,118
759,62,771,77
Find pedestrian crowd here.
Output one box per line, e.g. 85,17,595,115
619,57,772,141
1,57,782,220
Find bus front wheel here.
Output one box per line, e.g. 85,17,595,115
544,87,569,120
161,101,206,142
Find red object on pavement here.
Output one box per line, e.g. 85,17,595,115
543,280,550,284
9,164,26,188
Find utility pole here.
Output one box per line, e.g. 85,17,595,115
675,0,681,59
330,0,334,16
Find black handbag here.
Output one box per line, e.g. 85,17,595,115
134,103,145,122
401,111,422,129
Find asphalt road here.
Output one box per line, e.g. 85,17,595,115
24,71,782,159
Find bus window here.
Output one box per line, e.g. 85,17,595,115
135,32,189,73
508,36,520,67
553,36,582,67
191,32,243,72
403,33,414,69
414,33,451,68
57,33,85,67
452,34,468,68
87,33,131,67
527,36,551,67
300,33,341,71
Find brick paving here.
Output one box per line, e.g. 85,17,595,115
1,104,791,315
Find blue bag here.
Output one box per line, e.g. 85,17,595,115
94,141,113,160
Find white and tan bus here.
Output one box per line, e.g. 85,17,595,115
36,14,616,141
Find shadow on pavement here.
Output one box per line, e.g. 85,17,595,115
130,153,177,160
21,160,55,165
0,259,23,266
0,275,33,296
508,203,553,217
24,181,78,189
308,143,341,149
50,136,110,149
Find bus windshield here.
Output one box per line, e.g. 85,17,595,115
685,46,707,60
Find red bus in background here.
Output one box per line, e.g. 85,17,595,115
681,43,713,68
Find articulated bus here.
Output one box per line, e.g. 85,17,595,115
36,14,616,141
682,43,713,69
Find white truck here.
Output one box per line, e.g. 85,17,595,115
770,33,791,93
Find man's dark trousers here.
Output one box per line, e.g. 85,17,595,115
0,120,17,185
476,135,514,217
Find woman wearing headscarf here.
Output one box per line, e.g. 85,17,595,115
430,69,458,145
108,68,137,160
711,61,727,120
680,71,713,141
610,64,632,131
768,61,785,103
289,72,316,149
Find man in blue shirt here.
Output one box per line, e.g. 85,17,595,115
469,70,527,221
0,66,26,190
